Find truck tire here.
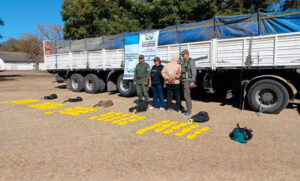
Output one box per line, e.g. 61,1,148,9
70,73,84,92
66,79,71,89
117,74,136,97
84,74,101,93
247,79,289,114
99,78,106,93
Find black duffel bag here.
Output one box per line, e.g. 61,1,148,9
191,111,209,123
129,105,147,113
44,94,58,100
65,96,83,103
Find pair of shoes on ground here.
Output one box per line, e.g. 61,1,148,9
149,106,164,111
151,106,191,117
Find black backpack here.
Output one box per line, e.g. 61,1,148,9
129,104,147,113
44,94,58,100
66,96,83,103
191,111,209,123
229,123,253,141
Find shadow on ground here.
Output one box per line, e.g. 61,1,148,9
131,88,245,112
0,75,20,81
55,85,67,89
192,89,241,108
54,82,249,112
285,94,300,114
286,102,300,115
109,91,119,95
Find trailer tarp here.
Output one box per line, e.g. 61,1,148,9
260,9,300,35
49,9,300,54
158,18,214,44
215,13,259,38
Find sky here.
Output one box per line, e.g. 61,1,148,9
0,0,64,43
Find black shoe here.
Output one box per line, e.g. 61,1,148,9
144,101,149,109
138,100,143,106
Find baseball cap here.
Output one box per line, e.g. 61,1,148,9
153,57,160,61
181,49,189,55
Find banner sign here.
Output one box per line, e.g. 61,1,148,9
123,35,139,80
138,31,160,68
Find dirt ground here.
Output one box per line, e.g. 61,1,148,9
0,71,300,181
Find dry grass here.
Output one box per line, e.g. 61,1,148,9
0,72,299,180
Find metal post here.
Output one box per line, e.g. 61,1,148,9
69,40,72,70
102,36,107,69
55,40,58,69
213,16,216,38
102,36,105,50
84,39,87,51
257,10,262,36
85,39,89,69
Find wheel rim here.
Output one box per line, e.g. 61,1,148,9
86,79,94,91
119,79,129,92
255,88,278,108
72,78,79,89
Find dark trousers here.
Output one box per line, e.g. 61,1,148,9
166,84,181,110
151,84,164,108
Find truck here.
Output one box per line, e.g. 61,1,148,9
43,9,300,114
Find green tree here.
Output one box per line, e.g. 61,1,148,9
61,0,281,39
61,0,143,39
281,0,300,10
215,0,282,16
130,0,152,29
147,0,200,28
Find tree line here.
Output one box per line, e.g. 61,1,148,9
0,23,62,56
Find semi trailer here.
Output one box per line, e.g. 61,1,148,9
43,9,300,114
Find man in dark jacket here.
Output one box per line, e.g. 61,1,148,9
180,49,196,117
134,55,150,107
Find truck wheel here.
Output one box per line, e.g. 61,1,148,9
247,79,289,114
66,79,71,89
70,73,84,92
99,78,106,93
84,74,101,93
117,74,136,97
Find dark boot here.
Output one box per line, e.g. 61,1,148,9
138,99,143,107
144,101,149,110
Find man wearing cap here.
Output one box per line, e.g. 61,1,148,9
134,55,151,107
181,49,196,117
